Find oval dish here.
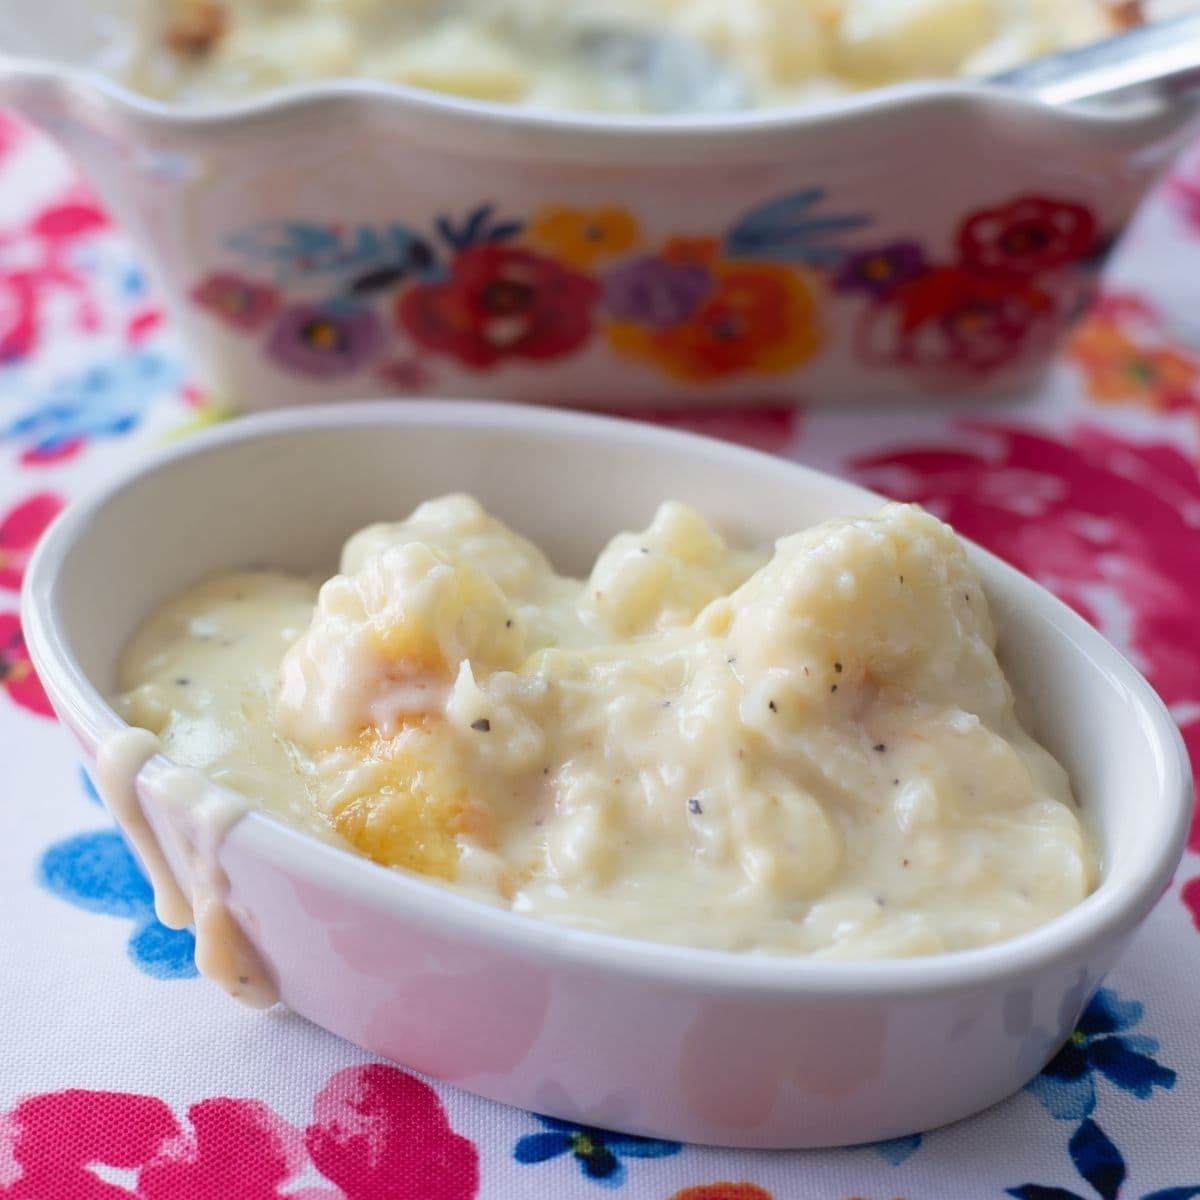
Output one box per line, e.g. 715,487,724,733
22,401,1192,1147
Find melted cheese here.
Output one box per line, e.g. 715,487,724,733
116,495,1094,958
101,0,1119,113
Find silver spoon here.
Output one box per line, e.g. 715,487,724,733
990,9,1200,107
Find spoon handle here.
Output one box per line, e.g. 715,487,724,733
991,10,1200,107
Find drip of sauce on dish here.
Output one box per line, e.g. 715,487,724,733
95,726,279,1008
96,727,191,928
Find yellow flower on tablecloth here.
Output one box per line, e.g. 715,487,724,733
526,205,641,269
162,395,235,442
606,259,823,384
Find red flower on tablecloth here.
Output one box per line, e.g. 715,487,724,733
0,613,52,719
0,494,63,592
396,244,599,369
851,422,1200,927
957,196,1097,275
0,1065,478,1198
306,1064,478,1200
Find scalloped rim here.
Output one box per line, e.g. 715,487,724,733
0,49,1193,145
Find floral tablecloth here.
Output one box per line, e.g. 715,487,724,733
2,109,1200,1200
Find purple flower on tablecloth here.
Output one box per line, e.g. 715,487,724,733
191,270,279,331
513,1114,680,1188
601,255,711,328
1025,989,1176,1122
265,303,385,378
833,240,927,299
36,770,197,980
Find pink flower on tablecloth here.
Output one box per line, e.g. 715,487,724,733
0,1065,474,1198
0,494,63,592
0,1089,178,1199
1183,877,1200,932
0,613,53,719
305,1064,479,1200
0,112,25,165
140,1099,335,1200
0,194,110,364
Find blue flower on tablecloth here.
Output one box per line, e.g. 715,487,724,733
513,1114,681,1187
869,1132,923,1165
36,769,197,980
4,347,182,462
1026,988,1176,1122
1008,1117,1200,1200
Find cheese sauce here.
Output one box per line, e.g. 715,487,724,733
101,0,1121,114
116,496,1093,958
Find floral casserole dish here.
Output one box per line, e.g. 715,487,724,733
0,7,1198,409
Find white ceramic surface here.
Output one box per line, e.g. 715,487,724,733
21,401,1193,1148
2,8,1200,410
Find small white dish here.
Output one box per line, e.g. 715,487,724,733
22,401,1192,1147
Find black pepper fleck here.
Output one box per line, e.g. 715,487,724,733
892,778,900,785
873,743,887,752
899,574,905,584
803,666,810,676
830,684,838,693
726,655,737,665
964,592,970,602
471,718,491,732
661,699,672,708
768,699,778,713
174,677,190,686
833,661,843,673
687,797,703,815
238,975,249,985
543,767,549,775
505,618,513,628
639,546,650,554
902,857,911,867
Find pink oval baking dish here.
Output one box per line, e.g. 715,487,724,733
20,401,1192,1148
2,10,1200,411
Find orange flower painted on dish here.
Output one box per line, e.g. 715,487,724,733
1069,312,1199,411
527,205,641,269
606,260,822,383
667,1185,774,1200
